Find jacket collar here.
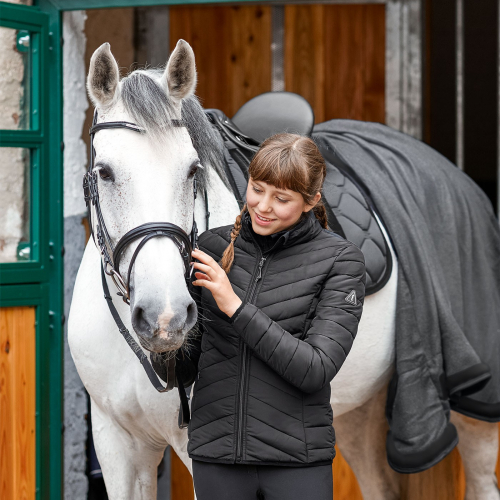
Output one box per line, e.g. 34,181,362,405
239,209,323,251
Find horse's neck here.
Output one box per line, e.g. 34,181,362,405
201,163,242,231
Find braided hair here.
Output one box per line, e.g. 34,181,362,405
220,133,328,274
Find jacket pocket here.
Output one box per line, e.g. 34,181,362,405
300,287,323,340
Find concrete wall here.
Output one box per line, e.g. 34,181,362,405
62,10,89,500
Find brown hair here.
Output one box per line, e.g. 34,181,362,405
220,133,328,274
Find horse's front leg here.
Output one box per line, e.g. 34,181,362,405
451,410,500,500
168,426,192,475
90,398,165,500
333,380,400,500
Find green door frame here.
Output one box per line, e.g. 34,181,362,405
42,0,266,11
0,0,260,498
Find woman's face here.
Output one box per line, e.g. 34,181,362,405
246,177,321,235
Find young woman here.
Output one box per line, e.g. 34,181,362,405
187,133,366,500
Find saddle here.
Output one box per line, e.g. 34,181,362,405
232,91,315,143
206,92,392,295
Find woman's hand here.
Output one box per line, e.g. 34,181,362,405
191,249,243,318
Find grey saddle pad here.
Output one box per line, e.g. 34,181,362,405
206,108,392,296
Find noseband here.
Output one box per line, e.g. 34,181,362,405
83,109,209,425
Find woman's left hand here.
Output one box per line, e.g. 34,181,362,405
191,249,243,318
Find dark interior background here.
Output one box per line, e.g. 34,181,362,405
425,0,498,214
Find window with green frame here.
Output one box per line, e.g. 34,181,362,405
0,4,48,280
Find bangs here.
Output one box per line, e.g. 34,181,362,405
249,146,310,195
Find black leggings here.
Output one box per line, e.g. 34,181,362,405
192,460,333,500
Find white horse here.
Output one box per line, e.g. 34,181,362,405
68,40,499,500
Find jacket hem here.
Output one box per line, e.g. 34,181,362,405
188,454,333,468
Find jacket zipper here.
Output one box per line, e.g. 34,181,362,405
235,253,267,462
235,227,285,462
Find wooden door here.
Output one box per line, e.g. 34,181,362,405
170,4,272,118
0,307,36,500
285,4,385,124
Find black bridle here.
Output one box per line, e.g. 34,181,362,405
83,109,210,426
83,110,207,304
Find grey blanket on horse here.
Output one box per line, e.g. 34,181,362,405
312,120,500,473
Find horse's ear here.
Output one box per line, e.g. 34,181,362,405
161,39,197,101
87,42,120,108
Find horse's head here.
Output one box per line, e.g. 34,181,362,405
86,40,210,353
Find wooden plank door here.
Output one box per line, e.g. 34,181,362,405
0,307,36,500
285,4,386,125
170,4,272,118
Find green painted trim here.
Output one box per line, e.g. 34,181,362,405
0,283,43,304
0,2,47,27
39,0,267,11
41,3,64,499
0,131,44,145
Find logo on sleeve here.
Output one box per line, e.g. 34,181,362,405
345,290,357,306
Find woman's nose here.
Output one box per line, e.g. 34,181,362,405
258,198,273,212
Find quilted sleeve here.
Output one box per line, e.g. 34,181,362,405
229,243,366,394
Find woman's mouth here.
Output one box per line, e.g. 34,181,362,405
255,212,276,225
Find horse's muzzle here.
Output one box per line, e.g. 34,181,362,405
131,299,197,352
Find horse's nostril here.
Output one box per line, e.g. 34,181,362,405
186,301,197,327
132,306,153,338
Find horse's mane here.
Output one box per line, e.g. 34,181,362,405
120,68,229,195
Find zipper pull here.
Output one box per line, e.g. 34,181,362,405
256,257,266,281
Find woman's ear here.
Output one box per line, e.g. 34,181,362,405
305,192,323,211
314,191,322,205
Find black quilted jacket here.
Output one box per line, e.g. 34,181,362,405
186,210,366,466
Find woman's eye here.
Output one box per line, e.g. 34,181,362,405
252,186,287,203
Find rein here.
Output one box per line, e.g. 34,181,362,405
83,109,210,428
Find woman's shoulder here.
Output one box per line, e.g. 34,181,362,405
316,227,365,263
197,225,233,255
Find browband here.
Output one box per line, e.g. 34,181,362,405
90,119,185,136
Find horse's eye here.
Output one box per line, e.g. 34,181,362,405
188,162,200,178
98,167,112,181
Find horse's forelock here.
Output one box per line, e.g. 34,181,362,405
120,69,229,195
